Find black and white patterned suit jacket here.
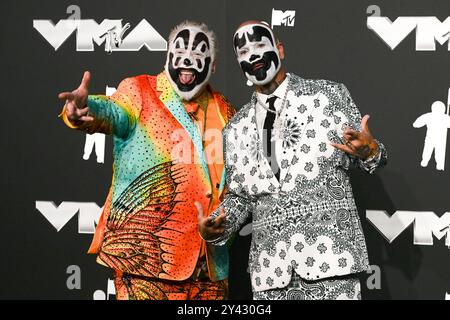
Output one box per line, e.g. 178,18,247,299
211,73,387,292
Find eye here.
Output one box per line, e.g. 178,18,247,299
193,52,204,58
256,43,266,48
238,49,248,56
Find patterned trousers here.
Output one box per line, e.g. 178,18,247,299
253,271,361,300
114,272,228,300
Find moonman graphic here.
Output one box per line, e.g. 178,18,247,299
413,100,450,171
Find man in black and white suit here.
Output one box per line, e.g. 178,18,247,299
197,20,387,300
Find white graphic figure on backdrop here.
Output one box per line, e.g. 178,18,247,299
82,86,116,163
413,89,450,171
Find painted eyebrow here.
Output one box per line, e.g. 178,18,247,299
192,32,210,51
247,26,274,45
174,29,190,49
233,25,274,50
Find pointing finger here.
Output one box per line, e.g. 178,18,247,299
361,114,371,134
80,71,91,89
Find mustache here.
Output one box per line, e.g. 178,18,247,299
240,51,279,76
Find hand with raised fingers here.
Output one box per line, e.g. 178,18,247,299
58,71,94,125
331,115,379,160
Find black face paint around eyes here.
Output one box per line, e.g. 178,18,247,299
239,51,279,81
234,25,274,50
192,32,210,51
174,29,190,49
247,26,274,46
168,52,211,92
233,33,246,50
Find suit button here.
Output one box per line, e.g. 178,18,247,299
216,183,220,189
206,193,212,199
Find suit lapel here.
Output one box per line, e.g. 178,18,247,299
156,73,211,184
212,92,230,198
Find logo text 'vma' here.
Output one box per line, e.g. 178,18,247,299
367,210,450,247
33,19,167,52
366,5,450,51
36,201,103,234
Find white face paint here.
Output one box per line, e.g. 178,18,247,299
165,25,214,101
233,23,281,86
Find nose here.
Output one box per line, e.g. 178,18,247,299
249,54,260,62
183,58,193,66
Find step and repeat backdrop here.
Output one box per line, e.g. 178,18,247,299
1,0,449,299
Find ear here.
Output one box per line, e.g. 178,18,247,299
211,60,217,73
277,41,285,60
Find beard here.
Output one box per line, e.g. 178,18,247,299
240,51,280,86
165,53,212,101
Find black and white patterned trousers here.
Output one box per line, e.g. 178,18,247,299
253,271,361,300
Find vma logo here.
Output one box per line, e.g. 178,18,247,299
367,210,450,247
33,5,167,52
366,5,450,51
36,201,102,234
271,9,296,28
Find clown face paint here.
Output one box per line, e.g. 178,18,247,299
165,26,214,101
233,24,280,86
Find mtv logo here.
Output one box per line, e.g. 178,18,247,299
271,9,296,28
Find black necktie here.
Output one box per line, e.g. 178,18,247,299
263,96,280,181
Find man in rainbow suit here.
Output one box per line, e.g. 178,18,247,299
58,21,235,300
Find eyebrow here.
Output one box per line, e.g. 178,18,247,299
233,25,274,49
192,32,210,51
174,29,190,49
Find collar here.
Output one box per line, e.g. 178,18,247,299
255,73,290,111
157,71,211,113
184,90,211,115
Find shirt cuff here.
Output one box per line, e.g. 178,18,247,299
360,141,382,173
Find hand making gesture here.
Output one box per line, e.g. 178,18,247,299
58,71,93,125
195,202,226,242
331,115,379,160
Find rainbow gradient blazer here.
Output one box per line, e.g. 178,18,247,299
63,72,235,281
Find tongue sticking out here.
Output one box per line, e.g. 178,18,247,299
179,72,195,85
